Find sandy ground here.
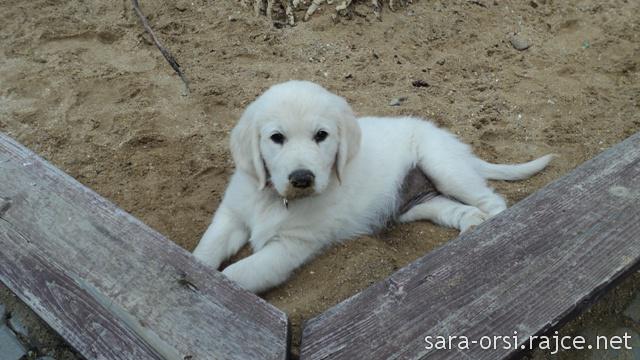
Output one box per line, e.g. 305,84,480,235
1,0,639,357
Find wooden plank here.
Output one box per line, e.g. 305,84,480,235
0,226,169,360
0,132,289,360
300,132,640,360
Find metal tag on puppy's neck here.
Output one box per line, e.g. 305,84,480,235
282,198,289,210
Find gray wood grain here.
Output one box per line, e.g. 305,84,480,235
0,133,289,360
301,132,640,360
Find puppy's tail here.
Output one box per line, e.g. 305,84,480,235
474,154,556,181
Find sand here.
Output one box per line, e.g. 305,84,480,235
1,0,639,357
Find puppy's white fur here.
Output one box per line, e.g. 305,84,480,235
193,81,553,293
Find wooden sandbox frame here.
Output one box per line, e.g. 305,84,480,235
1,131,639,359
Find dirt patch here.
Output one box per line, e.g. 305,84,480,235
1,0,639,357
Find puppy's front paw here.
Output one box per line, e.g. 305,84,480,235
192,248,223,270
222,261,260,293
460,209,490,233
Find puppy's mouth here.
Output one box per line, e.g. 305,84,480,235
282,186,316,200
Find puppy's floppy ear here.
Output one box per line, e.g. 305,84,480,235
336,99,361,183
230,102,267,189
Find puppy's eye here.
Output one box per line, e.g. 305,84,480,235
314,130,328,143
270,133,285,144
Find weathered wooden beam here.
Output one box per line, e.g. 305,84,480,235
0,133,289,360
301,132,640,360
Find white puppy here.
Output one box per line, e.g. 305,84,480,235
193,80,553,293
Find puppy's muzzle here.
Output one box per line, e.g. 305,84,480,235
289,169,315,189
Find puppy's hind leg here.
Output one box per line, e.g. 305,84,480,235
398,195,489,233
438,176,507,217
414,126,509,216
418,158,507,216
193,207,249,270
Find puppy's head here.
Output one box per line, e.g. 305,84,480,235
230,80,361,199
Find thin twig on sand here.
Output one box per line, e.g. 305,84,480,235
131,0,190,95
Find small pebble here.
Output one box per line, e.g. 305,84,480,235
436,58,445,65
8,315,28,338
389,97,408,106
412,80,430,88
509,34,531,51
468,0,487,7
623,292,640,325
228,15,238,22
175,0,189,11
0,325,26,360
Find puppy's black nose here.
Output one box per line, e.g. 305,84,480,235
289,169,315,189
